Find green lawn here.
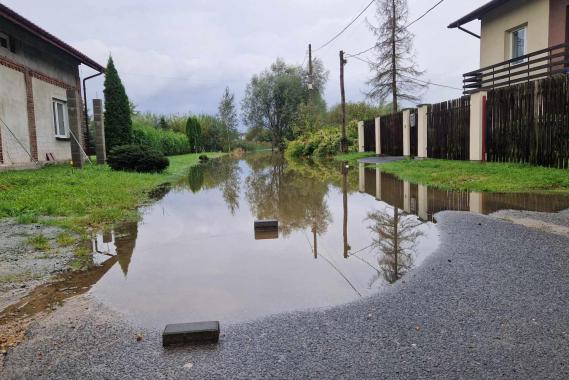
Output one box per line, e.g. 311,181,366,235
0,152,223,233
334,152,375,163
379,159,569,193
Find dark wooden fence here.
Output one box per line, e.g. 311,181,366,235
427,97,470,160
486,75,569,168
363,119,375,152
409,109,418,157
380,112,403,156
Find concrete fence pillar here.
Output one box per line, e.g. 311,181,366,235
418,185,428,221
402,109,411,157
403,181,411,213
93,99,106,164
358,162,365,192
469,192,484,214
417,104,430,159
375,168,381,200
357,121,365,153
469,91,487,162
374,117,381,156
66,89,84,168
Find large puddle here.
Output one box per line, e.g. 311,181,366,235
3,153,569,329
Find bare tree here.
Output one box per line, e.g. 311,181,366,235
367,0,426,112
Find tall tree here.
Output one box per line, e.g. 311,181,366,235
218,87,239,152
367,0,426,112
103,56,132,151
185,116,202,152
158,116,170,130
242,58,305,150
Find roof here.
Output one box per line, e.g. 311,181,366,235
448,0,513,28
0,4,104,72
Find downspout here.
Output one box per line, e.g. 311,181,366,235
82,71,104,155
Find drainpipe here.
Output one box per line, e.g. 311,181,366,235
82,71,104,152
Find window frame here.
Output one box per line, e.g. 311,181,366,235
509,25,528,65
0,32,9,51
52,98,69,139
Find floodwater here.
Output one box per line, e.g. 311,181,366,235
4,153,569,329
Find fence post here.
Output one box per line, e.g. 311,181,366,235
417,104,430,159
93,99,106,164
403,181,411,213
469,91,487,162
375,167,381,200
469,192,483,213
358,162,365,192
402,109,411,157
418,185,428,221
66,88,84,168
357,121,365,153
375,117,381,155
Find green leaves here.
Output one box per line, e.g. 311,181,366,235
104,56,133,152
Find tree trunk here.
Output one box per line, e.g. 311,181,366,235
391,0,398,113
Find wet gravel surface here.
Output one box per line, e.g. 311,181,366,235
2,211,569,379
0,219,75,310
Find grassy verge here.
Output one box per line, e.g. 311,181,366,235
334,152,375,163
0,152,224,234
379,159,569,193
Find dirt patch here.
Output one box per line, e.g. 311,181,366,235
491,209,569,237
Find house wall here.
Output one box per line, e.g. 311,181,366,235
549,0,569,46
480,0,550,67
0,64,30,164
0,16,84,166
32,77,72,162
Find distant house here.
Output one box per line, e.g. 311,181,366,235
448,0,569,93
0,4,104,169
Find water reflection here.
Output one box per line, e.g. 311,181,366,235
358,165,569,221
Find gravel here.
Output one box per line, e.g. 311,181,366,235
2,211,569,379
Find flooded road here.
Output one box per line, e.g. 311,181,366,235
3,153,569,330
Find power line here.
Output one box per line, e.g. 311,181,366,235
349,55,462,90
346,0,446,58
314,0,376,52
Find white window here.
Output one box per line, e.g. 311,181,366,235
0,32,9,50
52,99,69,138
510,26,527,63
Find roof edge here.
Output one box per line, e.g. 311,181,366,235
448,0,512,29
0,4,105,72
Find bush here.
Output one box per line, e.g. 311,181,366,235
199,154,209,162
107,145,170,173
132,121,191,156
285,128,344,159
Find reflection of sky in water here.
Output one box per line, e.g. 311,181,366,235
90,156,440,328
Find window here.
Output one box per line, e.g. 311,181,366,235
0,32,9,50
52,99,69,138
510,26,527,63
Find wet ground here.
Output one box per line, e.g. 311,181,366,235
2,153,569,378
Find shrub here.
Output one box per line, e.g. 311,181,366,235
285,128,343,159
107,145,170,173
199,154,209,162
132,121,191,156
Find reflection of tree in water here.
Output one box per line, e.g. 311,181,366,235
245,153,332,237
185,157,242,215
114,222,138,276
367,207,423,284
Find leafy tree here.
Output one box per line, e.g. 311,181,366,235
218,87,239,152
242,58,305,150
158,116,170,130
367,0,426,112
326,102,392,126
185,116,202,152
197,114,225,151
104,56,133,151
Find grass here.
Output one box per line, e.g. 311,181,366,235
334,152,375,163
378,159,569,193
26,234,50,251
56,232,76,247
0,152,224,234
0,272,41,284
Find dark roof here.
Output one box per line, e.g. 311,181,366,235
0,4,104,72
448,0,513,28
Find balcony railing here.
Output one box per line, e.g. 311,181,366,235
463,42,569,94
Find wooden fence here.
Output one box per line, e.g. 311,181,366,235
380,112,403,156
486,75,569,168
363,119,375,152
427,97,470,160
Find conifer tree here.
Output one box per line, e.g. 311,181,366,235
104,56,132,151
186,116,202,152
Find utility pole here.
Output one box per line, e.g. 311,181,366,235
340,50,348,153
308,43,313,103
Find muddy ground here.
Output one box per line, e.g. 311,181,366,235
1,209,568,378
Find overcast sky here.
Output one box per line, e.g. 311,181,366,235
5,0,488,129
